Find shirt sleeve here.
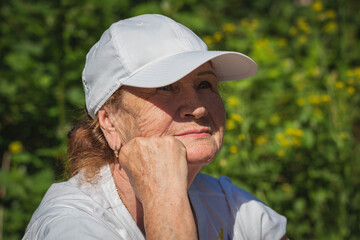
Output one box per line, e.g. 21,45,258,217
23,209,124,240
219,176,287,240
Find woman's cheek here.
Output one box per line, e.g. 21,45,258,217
136,107,173,137
208,96,226,130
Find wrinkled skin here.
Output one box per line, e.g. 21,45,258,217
113,62,225,167
99,62,226,239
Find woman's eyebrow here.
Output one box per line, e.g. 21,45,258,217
197,70,217,77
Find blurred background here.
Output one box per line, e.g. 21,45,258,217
1,0,359,239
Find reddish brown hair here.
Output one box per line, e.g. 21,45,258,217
67,89,123,179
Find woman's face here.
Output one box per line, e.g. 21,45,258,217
114,62,226,166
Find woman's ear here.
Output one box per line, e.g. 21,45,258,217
98,108,121,151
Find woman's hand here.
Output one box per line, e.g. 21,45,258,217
119,136,197,240
119,136,188,203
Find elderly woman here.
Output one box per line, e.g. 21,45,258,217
23,14,287,240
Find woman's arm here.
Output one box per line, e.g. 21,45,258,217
142,193,197,240
119,136,197,240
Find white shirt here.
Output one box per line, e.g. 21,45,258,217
23,165,286,240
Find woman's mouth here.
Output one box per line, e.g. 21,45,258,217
175,129,211,138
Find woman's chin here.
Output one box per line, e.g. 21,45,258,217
175,136,221,165
185,145,218,166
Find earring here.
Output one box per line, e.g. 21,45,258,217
114,145,119,158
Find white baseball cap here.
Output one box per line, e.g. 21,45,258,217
82,14,257,118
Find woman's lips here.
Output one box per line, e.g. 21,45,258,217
175,129,211,138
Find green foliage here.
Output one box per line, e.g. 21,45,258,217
202,1,360,239
0,0,359,239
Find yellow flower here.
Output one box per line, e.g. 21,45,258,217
279,138,290,147
335,81,344,89
277,128,303,148
255,136,267,146
229,145,238,154
285,128,295,136
326,10,336,19
347,69,355,77
9,141,23,154
213,32,223,42
277,38,288,47
277,149,285,157
240,18,249,26
297,18,311,34
309,95,321,105
250,19,259,30
254,38,270,49
323,22,337,34
220,158,227,167
312,1,323,12
296,17,305,26
355,67,360,76
226,119,235,130
238,134,245,141
276,133,285,140
289,27,298,36
285,128,304,137
203,36,213,45
292,138,301,147
314,108,323,117
347,86,355,95
227,96,239,106
294,129,304,137
346,67,360,79
270,114,280,125
297,98,306,106
321,95,330,102
231,113,243,123
339,132,348,139
222,23,236,33
309,67,321,77
285,128,294,135
298,35,308,44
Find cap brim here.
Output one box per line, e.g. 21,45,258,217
120,50,258,88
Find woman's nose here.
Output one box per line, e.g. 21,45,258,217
179,94,208,119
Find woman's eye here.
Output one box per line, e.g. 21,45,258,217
157,85,172,91
198,81,212,89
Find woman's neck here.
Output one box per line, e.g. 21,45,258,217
110,163,145,234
